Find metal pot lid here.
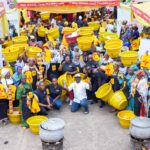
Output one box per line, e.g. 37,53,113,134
40,118,65,131
131,117,150,128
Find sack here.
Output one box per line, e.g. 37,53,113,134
0,84,7,99
25,71,33,84
7,85,16,101
31,96,40,113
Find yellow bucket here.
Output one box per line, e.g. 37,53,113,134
47,28,59,39
88,21,100,31
78,27,94,36
58,73,74,88
13,36,28,44
79,27,94,32
100,32,118,43
117,110,136,128
2,40,13,48
38,27,48,37
77,37,93,51
61,90,67,102
105,39,123,45
120,51,138,67
62,27,76,34
109,91,128,110
78,30,93,36
104,34,119,42
10,44,28,55
7,107,21,124
27,116,48,134
40,12,50,20
2,48,19,62
95,83,114,102
105,43,122,58
26,46,42,58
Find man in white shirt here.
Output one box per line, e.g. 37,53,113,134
67,74,91,114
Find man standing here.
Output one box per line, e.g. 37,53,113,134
64,74,91,114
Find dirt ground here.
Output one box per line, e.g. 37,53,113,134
0,104,131,150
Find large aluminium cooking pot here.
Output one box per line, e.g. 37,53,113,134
130,117,150,139
39,118,65,143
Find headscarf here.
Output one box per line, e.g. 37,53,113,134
1,68,10,77
13,66,22,86
15,66,22,74
130,65,139,71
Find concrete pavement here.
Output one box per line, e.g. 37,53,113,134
0,104,131,150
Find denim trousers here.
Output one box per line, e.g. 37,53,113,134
71,99,89,112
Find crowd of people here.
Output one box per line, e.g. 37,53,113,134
0,8,150,128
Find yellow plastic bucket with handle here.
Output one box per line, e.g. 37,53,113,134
7,107,21,124
117,110,136,128
13,36,28,44
95,83,114,103
47,28,59,39
88,21,100,30
109,91,128,110
2,40,13,48
38,28,48,37
8,44,29,55
104,43,122,58
26,46,42,58
77,37,93,51
2,47,19,62
58,73,74,88
120,51,138,67
27,116,48,134
40,12,50,20
105,39,123,45
62,27,76,34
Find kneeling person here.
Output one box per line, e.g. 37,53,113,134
34,81,51,115
46,78,62,110
65,74,91,114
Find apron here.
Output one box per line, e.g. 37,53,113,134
29,67,37,90
20,87,31,122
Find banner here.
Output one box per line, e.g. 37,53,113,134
17,0,120,8
131,5,150,24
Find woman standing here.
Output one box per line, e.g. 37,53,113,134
16,75,33,127
131,70,148,116
0,69,14,124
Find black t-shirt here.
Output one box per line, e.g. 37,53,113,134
62,62,76,73
86,61,98,70
46,84,62,99
34,88,47,105
95,70,108,86
47,63,60,81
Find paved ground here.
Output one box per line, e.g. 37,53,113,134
0,104,131,150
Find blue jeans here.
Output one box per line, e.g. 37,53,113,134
71,99,89,112
50,98,62,109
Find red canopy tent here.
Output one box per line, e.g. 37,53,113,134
17,0,120,13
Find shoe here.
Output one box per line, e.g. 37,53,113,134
69,101,73,106
84,111,89,114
